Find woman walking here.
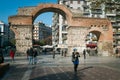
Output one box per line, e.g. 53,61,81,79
72,49,80,73
10,49,15,62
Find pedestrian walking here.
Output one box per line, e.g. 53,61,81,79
10,49,15,62
28,47,33,65
53,48,55,59
95,48,98,56
61,50,64,56
83,49,86,59
72,49,80,73
86,49,90,56
64,50,67,57
26,48,30,60
33,48,38,64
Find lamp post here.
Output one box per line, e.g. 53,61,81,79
0,31,5,48
8,23,11,41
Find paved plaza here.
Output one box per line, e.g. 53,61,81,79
1,54,120,80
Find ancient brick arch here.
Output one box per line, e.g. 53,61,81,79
67,18,113,56
8,4,72,26
8,4,113,56
31,4,72,23
88,28,105,42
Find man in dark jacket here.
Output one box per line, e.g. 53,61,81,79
83,49,86,59
27,47,33,65
33,48,38,64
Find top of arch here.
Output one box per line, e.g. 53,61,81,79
17,4,73,21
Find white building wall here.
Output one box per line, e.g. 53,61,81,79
53,0,120,50
58,15,63,44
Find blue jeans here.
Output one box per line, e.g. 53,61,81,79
28,56,33,64
33,57,37,64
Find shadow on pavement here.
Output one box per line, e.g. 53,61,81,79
29,70,84,80
79,66,93,71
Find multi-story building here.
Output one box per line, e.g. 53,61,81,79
0,21,9,48
52,0,91,50
33,21,52,44
52,0,85,49
52,0,120,51
105,1,120,49
52,13,59,47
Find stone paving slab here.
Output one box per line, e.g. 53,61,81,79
1,64,28,80
2,55,120,80
30,65,120,80
2,64,120,80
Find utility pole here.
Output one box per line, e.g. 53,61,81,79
0,31,5,48
8,23,11,41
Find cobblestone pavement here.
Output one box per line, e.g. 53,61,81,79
1,54,120,80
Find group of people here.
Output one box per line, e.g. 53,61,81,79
27,47,38,65
0,48,15,63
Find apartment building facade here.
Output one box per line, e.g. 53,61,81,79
33,21,52,42
52,0,120,52
0,21,10,48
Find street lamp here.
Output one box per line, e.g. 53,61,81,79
0,31,5,48
8,22,11,41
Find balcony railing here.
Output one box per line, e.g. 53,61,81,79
114,36,120,40
106,12,116,16
112,24,120,28
114,32,120,35
91,11,102,14
83,11,90,15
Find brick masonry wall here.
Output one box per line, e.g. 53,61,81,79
18,7,36,15
67,27,88,55
8,4,113,56
12,25,33,54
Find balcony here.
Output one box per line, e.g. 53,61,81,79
91,6,102,10
106,12,116,16
114,36,120,40
91,10,102,14
116,19,120,22
114,32,120,35
83,11,90,15
62,24,68,32
82,4,89,9
105,4,115,9
116,13,120,16
112,24,120,28
62,35,67,40
109,18,116,23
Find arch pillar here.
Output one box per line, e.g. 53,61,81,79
10,24,33,55
8,15,33,55
67,26,88,55
97,41,113,56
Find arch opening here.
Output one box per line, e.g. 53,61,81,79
33,9,68,53
32,4,71,22
85,30,102,56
